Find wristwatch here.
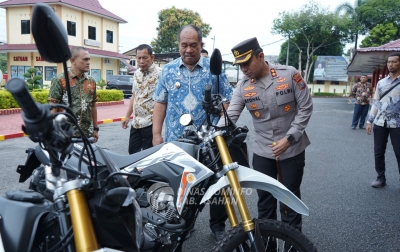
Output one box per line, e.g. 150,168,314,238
285,134,295,144
93,127,99,131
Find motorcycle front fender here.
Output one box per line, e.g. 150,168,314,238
200,165,309,216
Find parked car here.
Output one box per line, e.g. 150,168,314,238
105,75,133,98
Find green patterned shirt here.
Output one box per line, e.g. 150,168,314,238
48,69,97,137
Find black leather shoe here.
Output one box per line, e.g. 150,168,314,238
210,230,225,242
359,126,365,129
371,179,386,188
351,126,356,129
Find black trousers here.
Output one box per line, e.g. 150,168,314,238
128,124,153,154
373,125,400,181
252,151,305,231
209,144,250,232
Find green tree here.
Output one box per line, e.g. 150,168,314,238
0,53,6,74
272,1,350,82
335,0,368,50
360,23,398,48
358,0,400,37
24,67,43,90
151,6,211,53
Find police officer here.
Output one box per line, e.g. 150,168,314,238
218,37,313,231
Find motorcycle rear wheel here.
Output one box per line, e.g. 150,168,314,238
212,219,317,252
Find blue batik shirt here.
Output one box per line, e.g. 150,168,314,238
153,56,233,142
367,74,400,128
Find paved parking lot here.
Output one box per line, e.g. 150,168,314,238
1,97,400,251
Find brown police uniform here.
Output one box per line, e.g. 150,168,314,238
227,64,313,160
220,37,313,231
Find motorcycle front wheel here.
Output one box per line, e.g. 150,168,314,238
212,219,318,252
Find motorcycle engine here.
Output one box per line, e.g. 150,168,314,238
147,182,178,222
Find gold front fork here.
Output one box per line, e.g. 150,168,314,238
215,135,254,232
67,189,99,252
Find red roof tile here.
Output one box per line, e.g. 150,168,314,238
0,43,130,59
358,39,400,52
0,0,127,23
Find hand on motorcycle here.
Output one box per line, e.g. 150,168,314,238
269,137,291,159
152,134,164,146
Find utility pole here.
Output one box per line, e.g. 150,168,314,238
286,35,290,66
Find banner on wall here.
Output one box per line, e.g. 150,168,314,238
314,56,348,82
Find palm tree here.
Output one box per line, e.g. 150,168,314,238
335,0,367,50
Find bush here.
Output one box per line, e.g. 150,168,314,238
31,90,49,104
313,92,342,97
97,90,123,102
0,89,122,109
0,90,12,109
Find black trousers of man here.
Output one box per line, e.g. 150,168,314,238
128,124,153,154
252,151,305,231
209,144,250,232
373,125,400,181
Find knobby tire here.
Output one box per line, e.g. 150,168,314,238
212,219,318,252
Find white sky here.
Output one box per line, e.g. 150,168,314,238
0,0,359,61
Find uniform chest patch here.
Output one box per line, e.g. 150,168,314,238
251,103,258,109
244,85,256,91
244,92,257,98
276,84,289,90
284,105,291,112
277,77,286,83
254,111,261,118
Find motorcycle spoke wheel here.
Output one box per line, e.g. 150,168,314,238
212,219,318,252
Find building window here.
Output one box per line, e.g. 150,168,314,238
21,20,30,34
67,21,76,36
88,26,96,40
45,66,57,81
106,30,113,43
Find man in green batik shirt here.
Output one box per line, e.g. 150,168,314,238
48,46,99,142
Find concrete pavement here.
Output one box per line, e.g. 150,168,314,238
0,99,131,140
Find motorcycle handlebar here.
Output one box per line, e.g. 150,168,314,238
6,78,43,121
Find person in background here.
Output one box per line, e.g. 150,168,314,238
367,52,400,188
122,44,161,154
201,48,209,58
48,46,99,142
217,37,313,235
152,24,233,242
350,74,372,129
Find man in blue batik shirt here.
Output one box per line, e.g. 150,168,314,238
152,25,233,241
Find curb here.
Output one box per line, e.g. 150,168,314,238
0,100,124,116
0,115,134,141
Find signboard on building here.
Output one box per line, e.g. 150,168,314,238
314,56,348,82
84,39,101,47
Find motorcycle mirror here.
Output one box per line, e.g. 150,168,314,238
31,3,71,63
179,114,193,126
210,48,222,75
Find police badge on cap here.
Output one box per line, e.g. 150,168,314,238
231,37,262,65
